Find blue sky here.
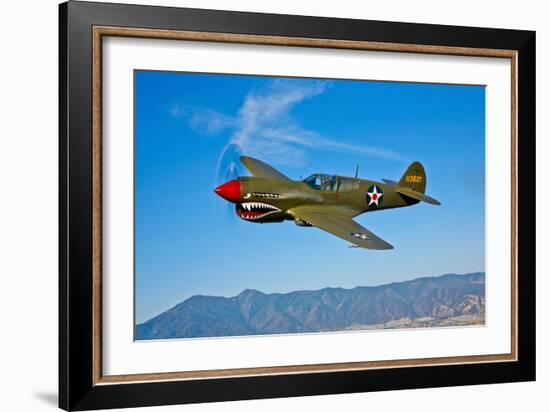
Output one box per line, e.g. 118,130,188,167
134,71,485,323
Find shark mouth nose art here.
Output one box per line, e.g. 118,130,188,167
236,202,281,220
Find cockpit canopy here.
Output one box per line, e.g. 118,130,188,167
303,174,338,191
303,174,359,192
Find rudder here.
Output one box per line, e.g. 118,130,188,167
397,161,426,194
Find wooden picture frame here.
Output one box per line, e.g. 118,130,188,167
59,1,535,410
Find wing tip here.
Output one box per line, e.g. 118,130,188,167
350,242,394,250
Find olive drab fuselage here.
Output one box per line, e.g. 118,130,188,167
237,175,419,224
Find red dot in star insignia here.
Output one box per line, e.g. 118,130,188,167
372,193,378,200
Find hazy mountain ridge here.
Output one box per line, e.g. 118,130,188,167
136,272,485,340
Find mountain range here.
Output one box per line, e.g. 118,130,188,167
136,272,485,340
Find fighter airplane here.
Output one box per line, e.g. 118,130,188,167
214,156,440,250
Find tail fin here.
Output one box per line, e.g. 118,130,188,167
394,161,440,205
397,161,426,194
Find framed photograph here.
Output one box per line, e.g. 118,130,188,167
59,1,535,410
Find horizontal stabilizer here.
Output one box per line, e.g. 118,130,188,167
395,187,441,205
382,178,398,186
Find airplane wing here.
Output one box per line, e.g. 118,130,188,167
289,206,393,250
240,156,290,181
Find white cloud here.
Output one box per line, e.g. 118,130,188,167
171,105,236,135
174,79,406,167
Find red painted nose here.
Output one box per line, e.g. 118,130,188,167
214,179,241,203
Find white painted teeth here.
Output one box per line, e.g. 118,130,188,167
241,202,279,211
238,202,281,220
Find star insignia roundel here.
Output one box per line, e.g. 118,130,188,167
366,185,383,207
